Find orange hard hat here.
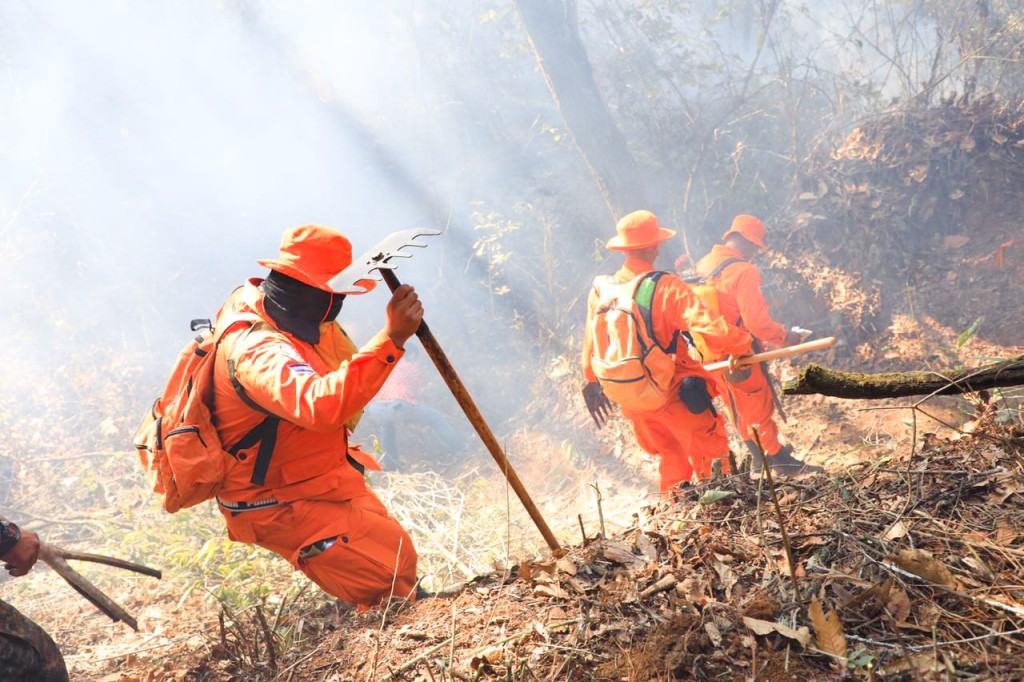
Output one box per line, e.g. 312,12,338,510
258,224,374,294
722,215,766,248
606,210,676,251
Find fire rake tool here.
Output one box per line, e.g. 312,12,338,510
333,229,564,556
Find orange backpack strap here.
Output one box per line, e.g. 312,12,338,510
593,271,674,352
706,257,746,280
218,316,282,488
707,257,746,327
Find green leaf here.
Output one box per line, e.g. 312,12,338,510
957,317,982,348
847,647,875,670
699,489,737,505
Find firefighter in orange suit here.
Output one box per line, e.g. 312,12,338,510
209,224,423,608
694,215,822,476
582,210,753,493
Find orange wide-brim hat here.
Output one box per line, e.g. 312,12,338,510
606,210,676,251
722,214,766,249
257,224,375,294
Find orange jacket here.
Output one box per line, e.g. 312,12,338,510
582,258,752,385
211,280,403,503
694,244,787,348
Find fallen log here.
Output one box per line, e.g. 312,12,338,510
782,355,1024,400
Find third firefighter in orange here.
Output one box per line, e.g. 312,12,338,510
694,215,821,476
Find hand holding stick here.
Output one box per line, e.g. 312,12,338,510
335,229,564,556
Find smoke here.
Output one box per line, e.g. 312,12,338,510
0,2,499,362
0,2,593,500
0,0,963,410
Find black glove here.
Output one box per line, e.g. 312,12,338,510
678,376,715,414
582,381,614,429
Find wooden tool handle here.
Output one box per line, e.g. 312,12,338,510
703,336,836,372
379,268,564,555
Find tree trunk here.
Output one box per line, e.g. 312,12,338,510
515,0,650,218
782,356,1024,400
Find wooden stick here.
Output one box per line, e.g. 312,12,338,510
380,268,563,556
53,548,162,578
39,543,161,631
591,482,606,539
639,573,678,599
703,337,836,373
750,428,800,600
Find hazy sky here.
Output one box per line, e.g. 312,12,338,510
0,1,481,363
0,0,948,370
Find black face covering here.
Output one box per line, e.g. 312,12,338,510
261,270,345,344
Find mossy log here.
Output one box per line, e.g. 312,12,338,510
782,355,1024,399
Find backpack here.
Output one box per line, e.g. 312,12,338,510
589,272,677,412
132,314,280,514
680,257,745,363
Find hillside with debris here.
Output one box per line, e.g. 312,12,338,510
3,2,1024,681
0,97,1020,681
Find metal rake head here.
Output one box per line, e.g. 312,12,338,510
330,228,441,294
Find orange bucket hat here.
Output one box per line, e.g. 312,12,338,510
606,210,676,251
258,225,374,294
722,215,766,249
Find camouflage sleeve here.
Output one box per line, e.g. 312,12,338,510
0,599,69,681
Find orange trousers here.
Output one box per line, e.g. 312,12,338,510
711,363,783,455
623,396,731,494
220,491,418,608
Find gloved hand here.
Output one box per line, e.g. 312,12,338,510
782,327,806,346
727,354,750,372
582,382,614,429
784,326,811,346
1,528,40,577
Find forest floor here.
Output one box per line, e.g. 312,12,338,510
6,239,1020,681
3,105,1024,680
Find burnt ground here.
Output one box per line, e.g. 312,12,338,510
2,101,1023,680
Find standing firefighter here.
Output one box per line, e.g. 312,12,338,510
0,516,69,681
581,210,752,494
693,215,822,476
208,225,424,607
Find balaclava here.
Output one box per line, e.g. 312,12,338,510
261,270,344,344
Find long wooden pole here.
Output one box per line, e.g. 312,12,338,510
379,269,563,556
702,337,836,373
